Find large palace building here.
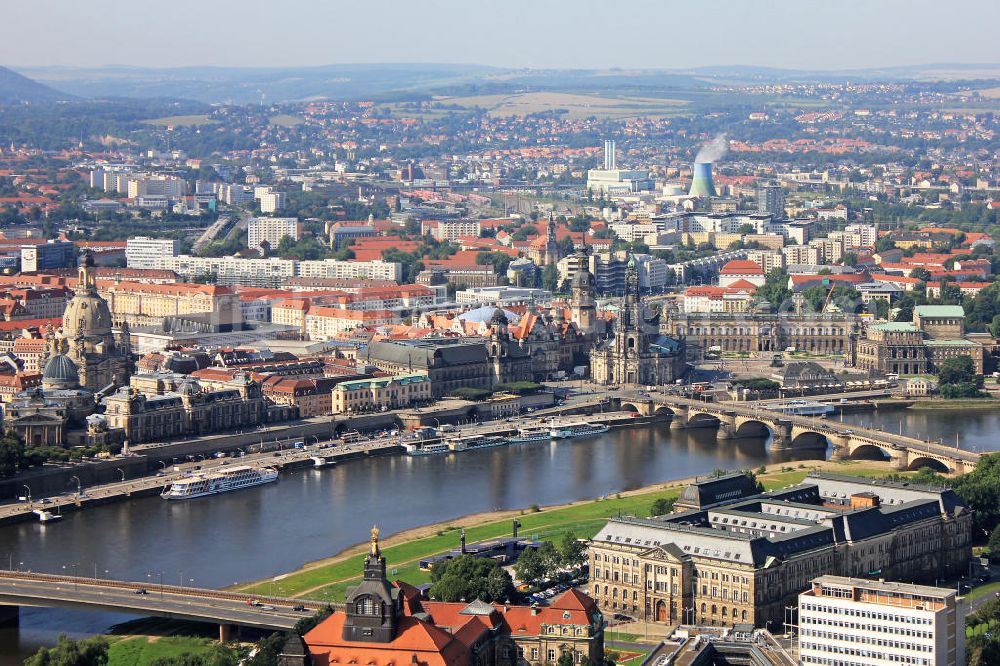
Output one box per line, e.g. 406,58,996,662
296,528,605,666
664,309,861,361
588,473,971,631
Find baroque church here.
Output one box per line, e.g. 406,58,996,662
590,254,686,386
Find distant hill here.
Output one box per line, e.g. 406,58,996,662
0,66,73,104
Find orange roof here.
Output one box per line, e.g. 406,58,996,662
305,614,469,666
720,260,764,275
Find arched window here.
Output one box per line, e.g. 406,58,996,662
356,597,377,615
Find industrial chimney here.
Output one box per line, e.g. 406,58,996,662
688,162,717,198
603,140,616,170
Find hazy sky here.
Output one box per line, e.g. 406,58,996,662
4,0,999,71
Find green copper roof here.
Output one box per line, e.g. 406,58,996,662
924,339,979,347
914,305,965,318
870,322,918,332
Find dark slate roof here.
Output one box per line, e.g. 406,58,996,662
677,473,761,509
365,339,488,368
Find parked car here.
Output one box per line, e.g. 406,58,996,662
134,588,148,595
293,604,307,612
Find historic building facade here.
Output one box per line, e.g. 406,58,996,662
60,251,132,391
298,527,605,666
101,373,292,443
590,256,686,386
588,473,972,631
665,309,861,361
856,304,985,375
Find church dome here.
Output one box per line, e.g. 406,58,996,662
63,292,113,338
42,353,79,390
177,379,201,396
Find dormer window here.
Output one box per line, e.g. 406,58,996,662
357,597,378,615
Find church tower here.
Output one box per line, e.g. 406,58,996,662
543,213,560,266
570,245,597,335
342,526,401,644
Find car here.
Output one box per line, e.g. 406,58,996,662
260,604,276,611
220,460,230,465
134,588,148,595
293,604,307,612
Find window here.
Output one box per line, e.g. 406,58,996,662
356,597,377,615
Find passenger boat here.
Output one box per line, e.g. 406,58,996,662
160,465,278,500
447,435,507,452
34,509,62,523
770,400,834,417
403,442,450,456
509,427,552,444
549,422,611,439
311,456,334,468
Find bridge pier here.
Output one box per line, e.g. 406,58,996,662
716,424,735,441
891,453,908,471
0,604,18,627
829,435,851,461
219,623,238,643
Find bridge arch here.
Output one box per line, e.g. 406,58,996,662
850,444,891,462
789,430,829,450
908,457,951,473
653,406,674,417
734,419,772,439
620,403,641,414
687,412,720,428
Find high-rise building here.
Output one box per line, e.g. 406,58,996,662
604,139,617,170
756,181,786,216
799,576,964,666
20,240,76,272
248,217,299,249
126,237,180,270
258,191,285,213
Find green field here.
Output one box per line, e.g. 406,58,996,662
108,636,236,664
141,114,219,127
237,461,900,602
269,114,305,127
433,91,691,119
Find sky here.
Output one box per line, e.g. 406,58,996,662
3,0,999,71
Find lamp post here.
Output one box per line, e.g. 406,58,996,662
21,485,30,503
70,476,82,497
116,468,125,482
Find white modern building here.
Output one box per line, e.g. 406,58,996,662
798,575,964,666
126,237,181,269
433,219,481,242
248,217,299,249
258,191,286,213
154,255,402,287
296,259,401,282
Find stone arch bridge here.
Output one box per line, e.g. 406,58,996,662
618,395,979,474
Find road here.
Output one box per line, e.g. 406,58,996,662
0,570,326,630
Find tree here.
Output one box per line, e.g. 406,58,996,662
559,532,586,568
537,541,561,579
988,525,1000,559
429,554,514,602
514,547,547,585
25,635,109,666
542,264,560,292
0,433,24,478
557,653,576,666
755,269,791,309
650,497,674,517
938,356,977,385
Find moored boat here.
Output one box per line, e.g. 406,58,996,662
161,465,278,500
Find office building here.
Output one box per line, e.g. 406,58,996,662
248,217,299,249
126,237,180,270
433,219,482,242
588,473,971,630
756,182,786,216
799,576,964,666
20,241,76,273
258,190,285,213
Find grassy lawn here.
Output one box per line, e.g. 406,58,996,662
108,636,235,665
141,114,219,127
269,114,304,127
967,581,1000,602
241,462,899,602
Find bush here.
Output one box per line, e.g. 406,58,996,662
446,387,492,401
493,382,543,395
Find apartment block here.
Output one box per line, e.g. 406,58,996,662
126,237,181,270
799,576,964,666
248,217,299,249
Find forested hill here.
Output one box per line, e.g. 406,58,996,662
0,67,74,104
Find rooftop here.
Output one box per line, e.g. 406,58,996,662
914,305,965,318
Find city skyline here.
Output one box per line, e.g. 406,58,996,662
3,0,1000,71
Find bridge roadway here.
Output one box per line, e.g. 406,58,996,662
0,569,330,638
620,393,980,474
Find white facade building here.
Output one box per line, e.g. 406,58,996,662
799,576,964,666
433,219,481,242
259,191,286,213
296,259,401,282
248,217,299,249
126,237,181,269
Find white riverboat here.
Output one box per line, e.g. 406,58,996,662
509,426,552,444
446,434,507,452
403,442,450,456
770,400,834,417
549,422,611,439
161,465,278,500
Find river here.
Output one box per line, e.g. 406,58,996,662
1,408,997,661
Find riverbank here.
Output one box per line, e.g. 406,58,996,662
233,458,905,602
909,398,1000,410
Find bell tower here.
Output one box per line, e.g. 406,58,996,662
342,526,401,643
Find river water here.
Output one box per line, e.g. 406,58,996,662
0,409,997,661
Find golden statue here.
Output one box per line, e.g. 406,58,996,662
370,525,380,555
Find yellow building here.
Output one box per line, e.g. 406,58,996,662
99,280,242,328
330,373,431,414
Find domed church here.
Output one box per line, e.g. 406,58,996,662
60,251,132,392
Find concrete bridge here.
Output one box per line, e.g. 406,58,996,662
0,570,329,640
618,394,980,474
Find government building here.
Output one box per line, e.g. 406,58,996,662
588,472,971,631
295,528,605,666
856,304,985,376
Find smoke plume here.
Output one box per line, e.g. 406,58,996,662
695,134,729,164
